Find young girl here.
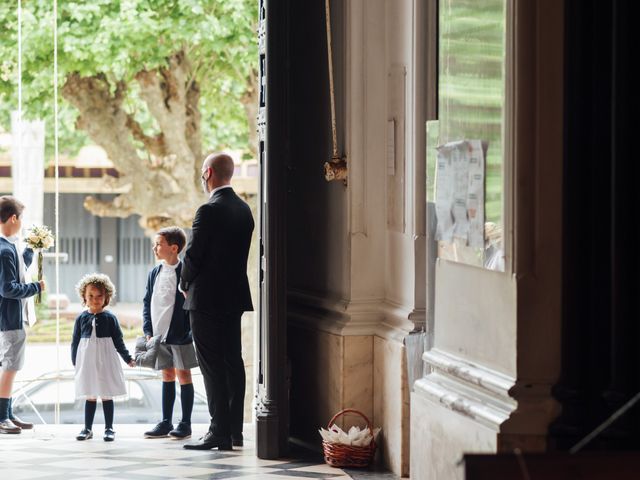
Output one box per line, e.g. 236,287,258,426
71,273,135,441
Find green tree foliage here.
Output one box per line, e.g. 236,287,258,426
0,0,257,229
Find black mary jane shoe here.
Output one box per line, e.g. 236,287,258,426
103,428,115,442
76,428,93,441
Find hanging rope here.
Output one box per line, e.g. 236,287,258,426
325,0,338,159
323,0,347,183
53,0,61,425
17,0,22,165
15,0,62,425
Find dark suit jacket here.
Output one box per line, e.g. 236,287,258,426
181,187,254,313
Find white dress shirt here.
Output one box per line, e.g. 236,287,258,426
210,184,232,198
150,261,179,340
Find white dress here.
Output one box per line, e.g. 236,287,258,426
75,317,127,398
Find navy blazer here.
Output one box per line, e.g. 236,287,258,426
70,310,132,366
0,237,41,331
181,188,254,313
142,262,192,345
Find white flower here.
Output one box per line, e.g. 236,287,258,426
25,225,55,250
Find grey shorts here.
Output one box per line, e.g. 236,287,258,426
0,329,27,371
158,342,199,371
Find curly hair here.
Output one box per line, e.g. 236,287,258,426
75,273,116,306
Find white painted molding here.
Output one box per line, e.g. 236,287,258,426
415,348,517,430
424,348,515,398
379,301,424,342
414,373,513,430
287,289,419,341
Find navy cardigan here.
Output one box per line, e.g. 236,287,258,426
0,237,41,331
70,310,132,366
142,262,192,345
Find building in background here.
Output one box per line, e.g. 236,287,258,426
0,143,258,303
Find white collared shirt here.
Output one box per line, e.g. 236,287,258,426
210,184,232,198
150,260,179,340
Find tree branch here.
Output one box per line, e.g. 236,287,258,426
136,51,200,188
63,56,205,232
83,195,134,218
125,114,167,158
62,73,143,179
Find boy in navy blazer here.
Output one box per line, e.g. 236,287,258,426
142,226,198,440
0,196,45,434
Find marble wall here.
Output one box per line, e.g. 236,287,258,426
288,325,374,445
288,324,410,476
374,335,410,477
411,388,497,480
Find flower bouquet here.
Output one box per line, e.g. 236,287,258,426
25,225,54,304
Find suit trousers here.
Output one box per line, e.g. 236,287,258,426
190,310,245,438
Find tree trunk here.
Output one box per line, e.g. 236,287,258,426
61,51,204,233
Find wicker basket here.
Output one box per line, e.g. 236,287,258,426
322,408,377,468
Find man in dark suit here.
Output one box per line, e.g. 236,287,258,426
181,153,254,450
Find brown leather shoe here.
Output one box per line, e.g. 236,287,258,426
0,419,22,434
10,416,33,430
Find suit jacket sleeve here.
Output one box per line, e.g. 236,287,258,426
0,250,41,299
181,204,212,290
142,271,153,337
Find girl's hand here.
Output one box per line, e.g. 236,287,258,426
128,359,136,367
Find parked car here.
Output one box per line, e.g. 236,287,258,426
12,368,210,425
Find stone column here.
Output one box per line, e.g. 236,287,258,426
11,113,45,227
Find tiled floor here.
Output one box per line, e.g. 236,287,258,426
0,424,395,480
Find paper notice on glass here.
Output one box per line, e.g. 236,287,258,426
466,140,486,248
434,140,486,247
451,143,470,240
434,144,455,242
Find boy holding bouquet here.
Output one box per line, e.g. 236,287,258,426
0,196,46,434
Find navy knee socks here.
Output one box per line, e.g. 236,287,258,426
0,397,9,422
180,383,194,424
162,381,176,424
102,399,114,430
84,400,97,430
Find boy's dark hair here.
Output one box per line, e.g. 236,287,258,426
0,195,25,223
157,226,187,253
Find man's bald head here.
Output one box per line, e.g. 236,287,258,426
203,152,235,183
